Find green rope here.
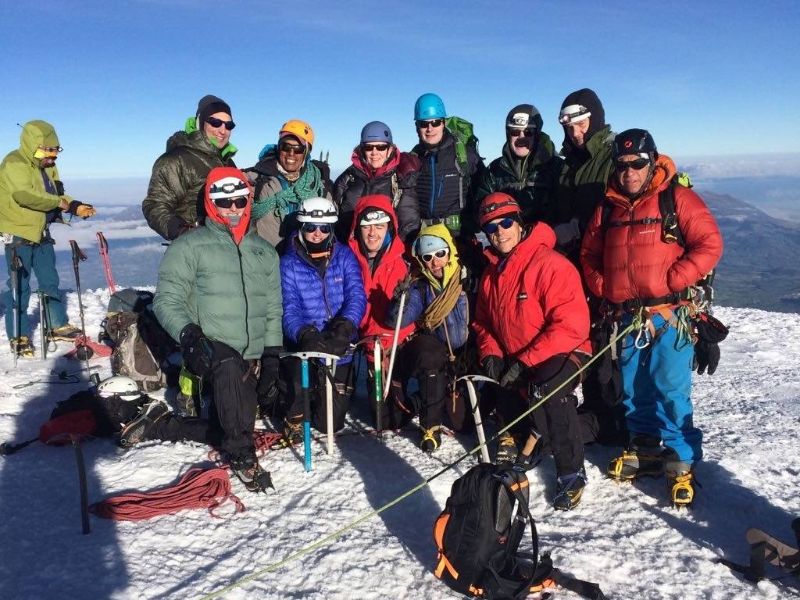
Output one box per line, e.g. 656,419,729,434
201,322,636,599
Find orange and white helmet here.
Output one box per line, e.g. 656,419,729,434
279,119,314,148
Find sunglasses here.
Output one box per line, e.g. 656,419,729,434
301,223,332,234
279,142,305,155
213,196,248,209
362,143,390,152
483,217,517,235
615,158,651,172
508,128,536,138
421,248,449,263
206,117,236,131
416,119,444,129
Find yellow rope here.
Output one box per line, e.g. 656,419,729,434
200,322,636,599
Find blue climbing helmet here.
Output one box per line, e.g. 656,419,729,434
414,93,447,121
360,121,393,144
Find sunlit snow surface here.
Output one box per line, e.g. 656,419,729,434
0,294,798,599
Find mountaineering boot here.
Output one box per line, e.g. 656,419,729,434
282,416,303,447
495,431,518,464
48,324,82,341
665,459,695,507
119,400,169,447
607,435,664,481
420,426,442,453
10,336,34,358
230,454,274,493
553,468,587,511
515,430,543,470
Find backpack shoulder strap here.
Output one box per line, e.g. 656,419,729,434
658,178,684,247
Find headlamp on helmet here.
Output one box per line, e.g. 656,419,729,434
559,104,591,125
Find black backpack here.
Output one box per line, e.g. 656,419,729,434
433,463,605,599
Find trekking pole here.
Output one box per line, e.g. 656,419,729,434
383,289,406,401
96,231,117,293
10,248,21,368
456,375,494,464
69,240,94,376
72,435,91,534
373,338,383,441
38,291,47,359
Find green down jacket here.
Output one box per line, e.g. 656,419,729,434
0,120,70,243
142,123,236,240
154,219,282,359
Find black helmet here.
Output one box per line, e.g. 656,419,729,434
613,128,658,160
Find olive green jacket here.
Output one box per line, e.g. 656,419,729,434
154,220,282,359
0,120,70,243
142,125,236,240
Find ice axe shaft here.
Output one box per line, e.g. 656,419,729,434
373,339,383,440
72,436,91,534
383,289,406,401
10,249,22,368
457,374,497,464
69,240,93,380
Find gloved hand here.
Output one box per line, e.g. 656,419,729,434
393,274,415,300
66,200,96,219
166,216,195,240
499,359,526,389
693,313,728,376
298,326,324,352
481,356,505,382
323,317,355,357
180,324,213,378
257,346,283,409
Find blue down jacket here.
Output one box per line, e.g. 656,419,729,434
280,233,366,363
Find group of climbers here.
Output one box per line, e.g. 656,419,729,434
1,88,723,509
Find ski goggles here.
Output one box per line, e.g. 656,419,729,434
416,119,444,129
362,143,390,152
33,146,63,159
205,116,236,130
301,223,332,234
482,217,517,235
614,158,651,172
279,141,305,155
558,104,591,125
421,248,448,263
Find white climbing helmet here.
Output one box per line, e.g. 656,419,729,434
97,375,141,401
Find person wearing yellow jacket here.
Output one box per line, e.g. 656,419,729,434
0,120,95,357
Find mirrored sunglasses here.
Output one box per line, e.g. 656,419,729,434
483,217,517,235
421,248,448,263
206,116,236,130
301,223,332,234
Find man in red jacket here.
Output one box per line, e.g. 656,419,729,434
580,129,723,507
473,192,591,511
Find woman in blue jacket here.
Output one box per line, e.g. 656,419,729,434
280,197,366,443
385,223,469,452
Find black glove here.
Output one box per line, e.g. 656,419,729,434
393,274,414,300
298,326,324,352
166,216,195,240
324,317,355,357
481,356,505,382
693,313,728,376
257,346,283,408
499,359,526,389
180,324,213,378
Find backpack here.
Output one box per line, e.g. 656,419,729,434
445,116,480,176
103,289,179,393
433,463,605,599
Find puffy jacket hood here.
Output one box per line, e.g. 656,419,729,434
203,166,253,245
606,154,676,208
19,120,59,163
414,223,460,291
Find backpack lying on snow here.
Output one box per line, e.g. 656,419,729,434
433,463,605,599
103,289,179,392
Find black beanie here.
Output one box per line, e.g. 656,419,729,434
505,104,543,132
560,88,605,140
196,94,232,127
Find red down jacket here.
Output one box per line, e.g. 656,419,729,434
473,222,591,367
580,154,723,304
348,194,415,356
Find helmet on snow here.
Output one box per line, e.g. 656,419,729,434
414,93,447,121
613,128,658,161
360,121,393,144
279,119,314,148
297,197,338,224
97,376,141,401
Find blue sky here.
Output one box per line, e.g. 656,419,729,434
1,1,798,179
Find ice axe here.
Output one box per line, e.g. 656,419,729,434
9,248,22,368
281,350,340,471
456,374,496,464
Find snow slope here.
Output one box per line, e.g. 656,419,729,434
0,291,798,599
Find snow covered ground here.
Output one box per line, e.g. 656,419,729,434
0,290,798,599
